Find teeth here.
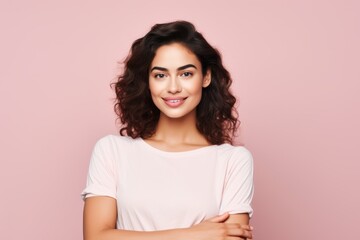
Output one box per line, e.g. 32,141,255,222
169,99,180,103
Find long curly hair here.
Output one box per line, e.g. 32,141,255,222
112,21,239,145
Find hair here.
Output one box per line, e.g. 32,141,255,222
112,20,239,145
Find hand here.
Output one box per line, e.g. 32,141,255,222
185,212,253,240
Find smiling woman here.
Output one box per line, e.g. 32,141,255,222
81,21,254,240
149,43,211,120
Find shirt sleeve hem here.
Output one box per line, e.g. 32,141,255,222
220,206,254,218
81,185,117,201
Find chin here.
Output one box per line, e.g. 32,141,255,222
161,112,188,119
159,109,195,120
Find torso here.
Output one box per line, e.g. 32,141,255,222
93,135,252,231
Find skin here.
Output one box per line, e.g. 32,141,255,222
147,43,211,151
83,43,253,240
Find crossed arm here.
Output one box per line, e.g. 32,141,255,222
83,196,253,240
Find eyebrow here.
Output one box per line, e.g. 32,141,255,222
150,64,197,72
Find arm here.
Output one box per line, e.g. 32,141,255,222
83,196,184,240
224,214,253,240
83,197,253,240
225,213,249,225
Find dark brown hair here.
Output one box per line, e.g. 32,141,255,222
112,21,239,144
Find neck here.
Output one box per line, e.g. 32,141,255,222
151,111,209,146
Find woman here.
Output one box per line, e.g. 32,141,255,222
82,21,254,240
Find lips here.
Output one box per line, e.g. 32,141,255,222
162,97,187,107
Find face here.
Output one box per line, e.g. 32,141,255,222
149,43,211,120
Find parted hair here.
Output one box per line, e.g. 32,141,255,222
112,21,239,144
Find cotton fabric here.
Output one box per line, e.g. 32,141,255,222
81,135,254,231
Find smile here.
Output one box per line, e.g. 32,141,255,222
162,97,187,107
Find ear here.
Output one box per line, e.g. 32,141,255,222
202,69,211,88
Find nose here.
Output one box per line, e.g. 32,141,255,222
167,76,182,94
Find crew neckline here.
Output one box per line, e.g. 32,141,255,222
138,137,218,156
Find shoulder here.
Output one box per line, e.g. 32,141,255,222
95,134,135,146
90,135,141,166
93,134,138,153
216,144,254,169
217,144,253,160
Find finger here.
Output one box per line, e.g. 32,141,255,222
225,223,249,229
226,237,251,240
225,223,254,231
207,212,230,223
226,228,253,239
239,225,254,231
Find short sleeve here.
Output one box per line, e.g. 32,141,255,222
219,147,254,217
81,137,117,200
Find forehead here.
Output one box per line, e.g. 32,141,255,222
150,43,201,69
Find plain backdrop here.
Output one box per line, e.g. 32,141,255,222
1,0,359,239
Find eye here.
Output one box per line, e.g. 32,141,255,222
180,72,193,78
154,73,166,79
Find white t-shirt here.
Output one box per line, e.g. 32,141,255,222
81,135,254,231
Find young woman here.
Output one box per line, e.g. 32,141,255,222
82,21,254,240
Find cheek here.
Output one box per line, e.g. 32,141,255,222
149,80,161,96
184,81,203,95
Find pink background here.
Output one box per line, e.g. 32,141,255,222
1,0,359,239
